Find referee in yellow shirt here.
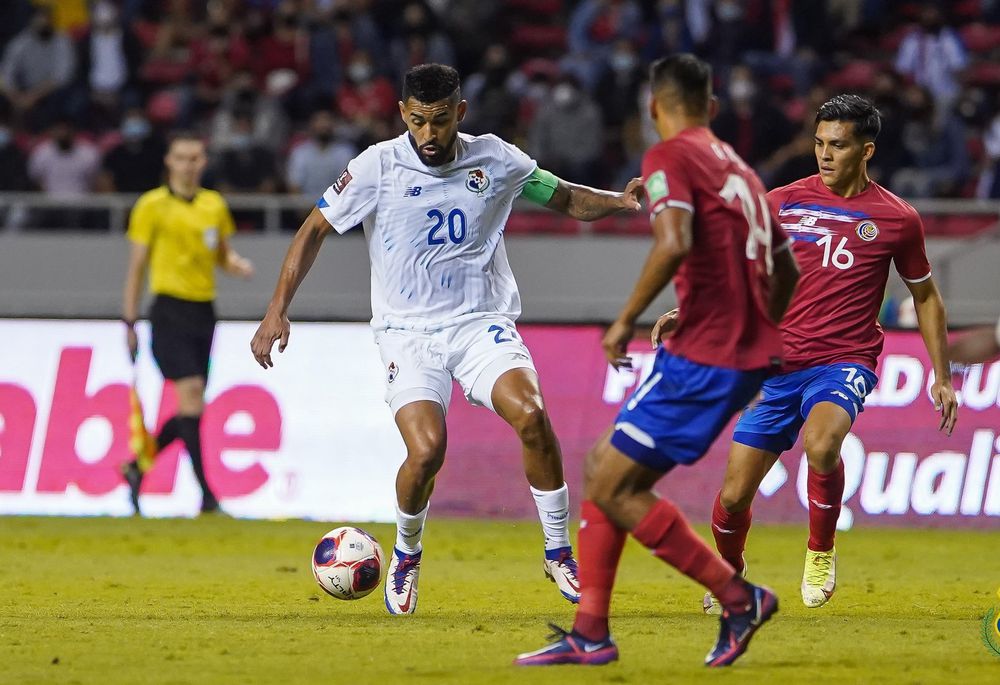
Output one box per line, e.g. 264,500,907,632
120,133,254,515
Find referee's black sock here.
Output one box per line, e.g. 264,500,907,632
177,415,216,502
156,416,182,452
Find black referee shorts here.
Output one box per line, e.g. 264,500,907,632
149,294,217,380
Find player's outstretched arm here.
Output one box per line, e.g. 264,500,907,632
603,207,692,368
767,244,800,324
906,276,958,434
948,324,1000,365
529,169,642,221
250,207,333,369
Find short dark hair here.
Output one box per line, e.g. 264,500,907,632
167,130,204,150
649,53,712,116
815,94,881,141
402,64,461,104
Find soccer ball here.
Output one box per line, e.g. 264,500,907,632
311,527,385,600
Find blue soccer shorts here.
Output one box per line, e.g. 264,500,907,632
732,362,878,455
610,348,770,473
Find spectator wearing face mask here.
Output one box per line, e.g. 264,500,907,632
462,44,518,140
388,2,456,79
211,70,290,154
286,110,357,196
336,50,397,130
528,75,604,186
98,111,168,193
596,39,644,130
895,3,967,112
0,7,78,132
711,65,793,169
27,117,101,229
77,0,145,130
250,2,309,88
890,85,970,198
213,113,279,194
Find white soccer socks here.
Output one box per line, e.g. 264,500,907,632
395,502,429,554
530,483,571,551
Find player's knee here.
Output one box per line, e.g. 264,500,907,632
803,430,842,468
510,402,553,449
405,436,446,479
719,486,753,513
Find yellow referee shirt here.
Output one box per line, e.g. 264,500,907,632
126,187,236,302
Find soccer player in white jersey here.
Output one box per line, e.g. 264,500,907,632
251,64,642,615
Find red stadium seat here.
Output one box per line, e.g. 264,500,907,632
921,215,995,237
965,60,1000,86
591,216,648,236
509,24,567,54
824,61,881,90
953,0,985,20
880,24,916,53
958,23,1000,53
506,0,562,15
504,211,580,234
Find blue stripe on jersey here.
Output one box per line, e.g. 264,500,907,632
781,201,869,219
317,197,329,208
789,234,822,243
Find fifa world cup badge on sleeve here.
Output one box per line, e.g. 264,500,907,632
333,169,352,195
981,587,1000,657
387,361,398,384
645,171,668,205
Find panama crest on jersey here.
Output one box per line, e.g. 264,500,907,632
465,168,490,194
856,220,879,241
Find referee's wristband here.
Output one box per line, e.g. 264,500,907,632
122,318,137,329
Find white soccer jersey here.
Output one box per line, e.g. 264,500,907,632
317,132,538,332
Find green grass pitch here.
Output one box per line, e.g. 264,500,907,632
1,516,997,684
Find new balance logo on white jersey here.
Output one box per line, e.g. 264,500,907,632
403,186,422,197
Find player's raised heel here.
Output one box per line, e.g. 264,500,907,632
542,546,580,604
801,547,836,608
703,560,748,615
384,547,422,615
705,583,778,667
514,624,618,666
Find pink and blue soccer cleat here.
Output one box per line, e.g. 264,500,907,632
542,546,580,604
384,547,421,615
704,583,778,667
514,624,618,666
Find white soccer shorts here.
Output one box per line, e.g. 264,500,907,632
373,316,536,415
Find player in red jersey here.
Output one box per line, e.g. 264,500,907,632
696,95,959,613
515,54,800,668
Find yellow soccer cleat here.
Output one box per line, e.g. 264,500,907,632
801,548,837,608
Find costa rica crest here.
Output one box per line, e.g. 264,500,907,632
466,168,490,194
856,220,879,241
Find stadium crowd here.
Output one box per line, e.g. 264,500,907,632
2,0,1000,219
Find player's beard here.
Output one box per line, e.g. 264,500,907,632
415,132,457,167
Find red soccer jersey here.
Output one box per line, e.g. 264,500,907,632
770,174,931,372
642,127,788,370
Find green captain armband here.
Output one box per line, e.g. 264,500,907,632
521,167,560,205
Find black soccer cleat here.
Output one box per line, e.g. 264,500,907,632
121,460,143,516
